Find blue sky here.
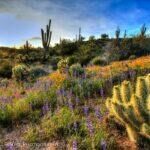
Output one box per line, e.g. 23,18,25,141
0,0,150,47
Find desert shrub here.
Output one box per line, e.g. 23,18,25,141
49,56,62,70
0,105,13,126
0,61,12,78
57,58,69,73
106,74,150,143
67,119,107,150
0,87,57,125
12,99,30,120
0,78,9,87
24,107,79,142
129,55,136,60
26,88,57,112
24,126,39,143
15,54,24,63
12,64,29,82
29,67,48,79
69,63,85,77
28,110,41,123
57,39,78,55
90,56,107,66
66,56,78,66
63,78,103,99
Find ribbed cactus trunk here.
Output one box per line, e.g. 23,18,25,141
106,74,150,143
41,19,52,60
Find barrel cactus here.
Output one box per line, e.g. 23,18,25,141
106,74,150,142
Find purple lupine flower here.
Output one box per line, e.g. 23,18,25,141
95,107,102,121
129,70,136,79
101,139,106,150
72,140,77,150
67,90,73,99
83,106,89,116
60,88,65,97
42,102,49,115
68,100,73,111
86,118,94,136
5,143,14,150
100,88,104,100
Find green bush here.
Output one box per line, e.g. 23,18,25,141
63,78,103,99
0,78,9,87
90,56,107,66
24,107,79,142
66,56,78,66
29,67,48,79
12,64,29,82
129,55,136,60
0,105,13,126
0,61,12,78
49,56,62,70
69,63,85,77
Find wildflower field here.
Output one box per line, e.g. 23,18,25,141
0,56,149,149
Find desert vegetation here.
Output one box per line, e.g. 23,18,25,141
0,15,150,150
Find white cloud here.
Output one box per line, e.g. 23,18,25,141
0,0,149,46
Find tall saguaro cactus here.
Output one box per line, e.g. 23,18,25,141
106,74,150,142
41,19,52,58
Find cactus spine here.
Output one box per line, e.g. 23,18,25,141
106,74,150,142
41,19,52,58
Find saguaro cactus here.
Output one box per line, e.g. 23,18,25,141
106,74,150,142
41,19,52,58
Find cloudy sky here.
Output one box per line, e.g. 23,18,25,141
0,0,150,47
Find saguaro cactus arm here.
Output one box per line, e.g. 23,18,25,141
41,19,52,50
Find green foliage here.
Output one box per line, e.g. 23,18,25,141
90,56,107,66
57,39,78,55
12,99,30,120
49,56,62,70
76,41,103,65
106,74,150,142
0,78,9,87
15,53,29,64
63,78,103,99
129,55,136,60
66,56,78,66
0,61,12,78
29,66,48,79
12,64,29,82
0,86,57,126
24,126,39,143
28,110,41,123
69,63,85,77
0,105,13,126
101,34,109,40
24,107,79,142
